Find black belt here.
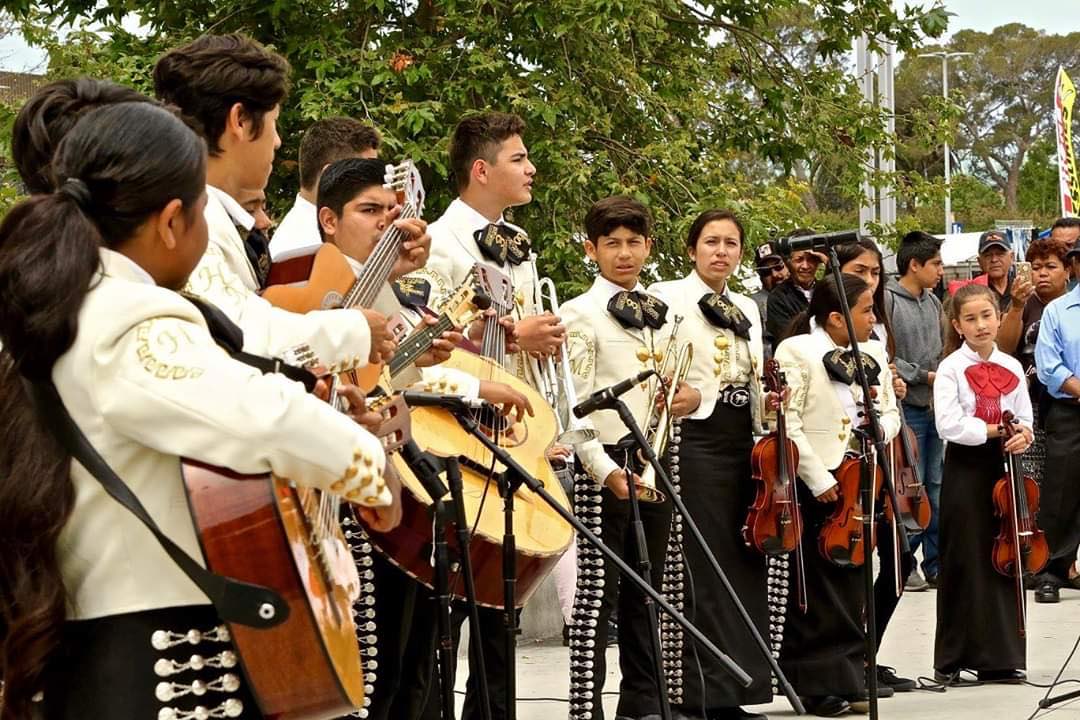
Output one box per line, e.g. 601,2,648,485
716,384,751,408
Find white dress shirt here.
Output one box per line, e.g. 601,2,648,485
57,249,390,620
270,194,321,261
934,342,1033,446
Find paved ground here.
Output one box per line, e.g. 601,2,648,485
451,587,1080,719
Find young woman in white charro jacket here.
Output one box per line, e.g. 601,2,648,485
773,273,899,718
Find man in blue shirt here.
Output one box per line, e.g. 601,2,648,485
1034,242,1080,603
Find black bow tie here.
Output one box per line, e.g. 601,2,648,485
822,348,881,386
607,291,668,330
474,223,531,266
698,293,751,339
237,224,271,290
392,276,432,309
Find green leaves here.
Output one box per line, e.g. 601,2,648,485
7,0,947,289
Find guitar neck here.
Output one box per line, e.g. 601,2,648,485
341,204,419,310
387,314,456,378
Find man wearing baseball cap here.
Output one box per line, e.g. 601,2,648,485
976,230,1020,312
752,241,789,354
1034,239,1080,603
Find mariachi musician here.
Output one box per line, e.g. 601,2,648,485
772,273,899,717
649,209,773,720
561,196,673,720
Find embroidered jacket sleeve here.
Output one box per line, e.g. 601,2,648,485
90,310,391,506
184,243,372,374
774,339,837,497
560,299,620,486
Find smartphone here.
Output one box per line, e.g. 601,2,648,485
1016,261,1032,285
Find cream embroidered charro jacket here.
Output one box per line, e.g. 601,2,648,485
649,271,765,430
773,326,900,497
183,187,373,369
408,197,541,388
56,249,391,621
561,275,671,485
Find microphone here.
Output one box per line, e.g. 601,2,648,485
400,390,487,413
573,369,656,419
775,229,860,256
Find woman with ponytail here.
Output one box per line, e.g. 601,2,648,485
0,102,392,719
772,274,900,716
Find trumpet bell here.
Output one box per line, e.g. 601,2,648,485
558,427,597,445
634,481,666,504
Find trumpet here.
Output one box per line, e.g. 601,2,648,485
527,256,597,452
636,321,694,503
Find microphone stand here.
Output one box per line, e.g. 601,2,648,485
610,399,806,716
443,403,753,720
399,440,493,720
818,243,912,720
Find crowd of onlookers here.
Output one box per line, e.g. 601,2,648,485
754,219,1080,601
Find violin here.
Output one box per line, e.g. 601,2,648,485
819,432,883,568
745,359,803,556
992,410,1048,637
887,409,931,533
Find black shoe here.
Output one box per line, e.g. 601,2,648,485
1035,582,1061,603
801,696,850,717
850,685,895,700
562,622,570,646
877,665,916,692
924,572,940,588
977,669,1026,684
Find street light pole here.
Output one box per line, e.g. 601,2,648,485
920,50,973,234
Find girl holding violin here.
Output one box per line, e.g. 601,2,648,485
836,239,919,694
648,209,772,720
933,283,1034,685
773,273,900,717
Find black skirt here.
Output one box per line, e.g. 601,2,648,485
672,401,772,710
778,479,866,697
934,441,1025,673
40,604,262,719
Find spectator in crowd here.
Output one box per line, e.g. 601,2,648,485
1049,216,1080,247
1034,242,1080,603
766,229,822,349
885,231,946,590
975,230,1017,311
999,237,1072,586
752,241,789,355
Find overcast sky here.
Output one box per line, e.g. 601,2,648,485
1,1,1077,73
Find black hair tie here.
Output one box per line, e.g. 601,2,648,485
59,177,92,211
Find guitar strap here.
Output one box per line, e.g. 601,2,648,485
21,296,332,630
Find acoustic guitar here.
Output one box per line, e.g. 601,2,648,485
380,264,573,608
183,348,411,719
262,161,425,392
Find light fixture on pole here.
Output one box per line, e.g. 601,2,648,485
919,50,973,234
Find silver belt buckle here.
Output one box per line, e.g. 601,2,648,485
719,385,750,408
